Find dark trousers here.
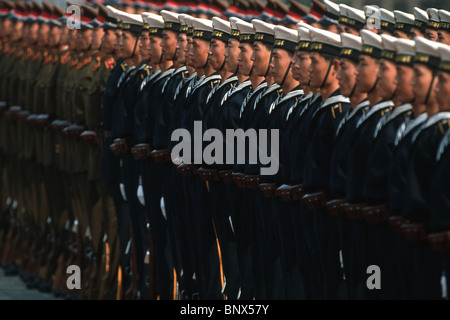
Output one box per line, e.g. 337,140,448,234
141,159,174,300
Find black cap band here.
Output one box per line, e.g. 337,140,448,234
310,42,341,57
239,33,254,43
395,54,414,66
164,21,181,33
297,41,310,52
254,32,275,46
381,50,396,62
121,23,143,34
193,30,212,41
212,30,230,43
415,53,440,70
340,47,360,62
274,39,297,53
361,44,382,59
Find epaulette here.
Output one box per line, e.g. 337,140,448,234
32,50,41,60
330,103,344,119
92,55,102,71
438,118,450,135
60,51,71,65
52,54,59,64
15,48,23,59
69,57,79,68
76,56,92,69
120,62,127,71
43,51,52,64
104,57,115,70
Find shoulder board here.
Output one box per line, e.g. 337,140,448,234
76,56,92,69
69,58,79,68
121,62,127,71
32,50,41,60
25,47,33,59
104,57,115,70
60,51,71,65
43,53,53,64
15,49,23,59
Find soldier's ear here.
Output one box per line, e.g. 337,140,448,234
332,57,341,72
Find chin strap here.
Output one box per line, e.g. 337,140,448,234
279,61,293,88
264,51,274,78
319,59,334,89
249,64,254,77
348,83,357,99
130,32,141,58
424,70,437,106
367,78,378,94
218,59,226,72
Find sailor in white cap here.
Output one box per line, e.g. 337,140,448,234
438,9,450,45
226,17,243,76
378,8,396,36
177,15,223,300
207,17,235,83
116,11,144,63
339,4,365,35
426,8,440,41
393,10,415,39
160,10,181,64
377,34,402,103
328,32,369,301
319,0,340,34
401,37,450,300
412,7,428,38
429,45,450,286
302,26,351,301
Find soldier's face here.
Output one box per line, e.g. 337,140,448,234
77,28,93,52
355,55,379,93
69,28,77,50
270,48,292,85
120,31,138,59
395,65,415,104
59,26,69,46
38,23,50,47
411,64,435,106
149,35,162,65
101,29,116,54
184,36,194,67
12,21,24,42
138,32,151,61
251,41,271,77
189,38,209,70
161,30,178,62
224,38,239,74
92,27,105,51
1,20,11,38
49,25,61,47
337,58,357,97
28,22,39,44
207,39,226,71
438,31,450,45
435,71,450,111
377,59,397,100
237,42,254,77
175,33,187,65
308,52,332,88
114,29,123,57
410,28,424,39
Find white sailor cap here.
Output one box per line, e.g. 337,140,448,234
178,13,192,34
360,28,383,59
340,32,361,62
438,44,450,73
296,22,314,51
395,38,415,66
340,5,365,30
252,19,276,46
379,8,395,33
319,0,340,26
160,10,180,33
272,25,299,54
192,18,213,41
236,19,255,43
380,34,397,62
106,5,123,25
212,17,231,43
394,10,415,34
413,7,428,33
142,13,164,36
427,8,440,30
117,11,144,34
229,17,245,40
414,36,441,69
309,27,341,56
439,10,450,32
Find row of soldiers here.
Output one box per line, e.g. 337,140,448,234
1,0,450,300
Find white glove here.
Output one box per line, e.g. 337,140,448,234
120,183,127,201
160,197,167,220
137,184,146,206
